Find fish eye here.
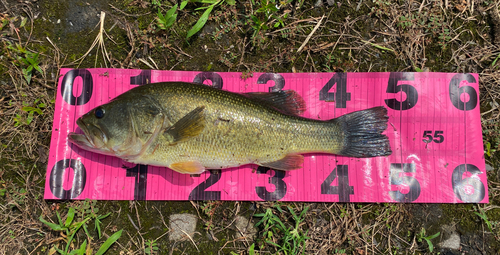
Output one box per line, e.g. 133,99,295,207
95,107,105,119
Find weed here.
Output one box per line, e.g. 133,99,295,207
145,239,159,254
0,181,6,196
483,121,500,160
155,0,236,38
417,228,440,252
13,98,46,127
8,187,27,206
474,205,500,241
199,200,224,230
40,203,122,254
438,28,452,49
255,205,310,255
323,53,336,72
156,2,187,30
397,15,415,30
333,248,346,254
73,199,112,239
475,206,493,233
6,43,43,84
248,0,291,45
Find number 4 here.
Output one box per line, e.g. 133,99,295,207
321,165,354,202
319,73,351,108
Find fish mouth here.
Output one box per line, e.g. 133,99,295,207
68,118,108,152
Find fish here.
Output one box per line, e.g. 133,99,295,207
68,82,391,174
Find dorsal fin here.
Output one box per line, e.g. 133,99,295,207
242,90,306,116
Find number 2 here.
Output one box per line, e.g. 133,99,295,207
189,170,221,200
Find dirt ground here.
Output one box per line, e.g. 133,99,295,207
1,0,500,254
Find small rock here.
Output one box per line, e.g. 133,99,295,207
439,233,461,250
439,224,461,250
169,214,197,241
485,164,493,172
233,216,257,241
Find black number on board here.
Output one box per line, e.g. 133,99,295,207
319,72,351,108
389,163,421,202
257,73,285,92
189,170,221,200
320,165,354,202
49,159,86,199
126,164,148,200
422,130,444,144
448,73,478,111
193,72,223,89
255,167,287,201
451,164,485,203
60,69,93,106
130,70,152,85
384,72,418,110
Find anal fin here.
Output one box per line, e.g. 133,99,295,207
170,161,206,174
260,154,304,171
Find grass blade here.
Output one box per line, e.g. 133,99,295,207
64,208,75,228
95,230,123,255
427,231,440,240
187,4,214,38
492,53,500,66
68,240,87,255
180,0,188,10
248,243,255,255
361,40,394,52
39,215,64,231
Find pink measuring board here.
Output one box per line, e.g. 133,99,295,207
45,68,488,203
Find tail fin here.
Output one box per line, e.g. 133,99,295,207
335,106,392,158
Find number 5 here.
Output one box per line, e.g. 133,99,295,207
433,131,444,143
389,163,421,202
422,130,444,143
422,131,433,143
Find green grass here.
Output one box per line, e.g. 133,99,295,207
39,200,122,255
254,205,310,255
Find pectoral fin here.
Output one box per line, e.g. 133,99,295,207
164,106,205,144
260,154,304,171
170,161,206,174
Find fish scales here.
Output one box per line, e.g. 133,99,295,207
69,82,391,174
139,83,343,169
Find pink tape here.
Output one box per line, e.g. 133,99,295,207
45,69,488,203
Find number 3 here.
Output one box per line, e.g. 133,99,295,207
255,167,287,201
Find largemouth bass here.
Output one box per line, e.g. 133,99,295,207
68,82,391,174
